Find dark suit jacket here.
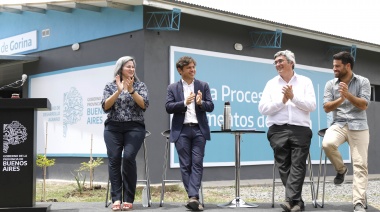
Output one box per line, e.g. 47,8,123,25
165,79,214,143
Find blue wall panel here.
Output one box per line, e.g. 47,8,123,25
0,6,143,54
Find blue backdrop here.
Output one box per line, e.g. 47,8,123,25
169,46,350,167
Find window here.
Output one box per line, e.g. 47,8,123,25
370,84,380,102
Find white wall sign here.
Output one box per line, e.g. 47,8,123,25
0,31,37,55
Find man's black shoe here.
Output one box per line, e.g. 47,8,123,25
185,203,191,210
280,201,292,212
186,197,200,211
185,197,195,210
291,200,305,212
334,167,348,185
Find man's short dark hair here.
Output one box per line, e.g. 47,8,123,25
176,56,197,70
333,51,355,70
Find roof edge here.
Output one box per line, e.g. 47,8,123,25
144,0,380,53
0,54,39,61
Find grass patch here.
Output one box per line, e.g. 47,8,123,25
35,181,189,203
36,181,271,204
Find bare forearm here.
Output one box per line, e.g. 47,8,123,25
345,93,368,110
324,97,344,113
131,92,146,109
104,90,121,110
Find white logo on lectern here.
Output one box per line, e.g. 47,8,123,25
3,121,28,153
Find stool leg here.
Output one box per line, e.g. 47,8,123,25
316,147,321,203
105,178,111,208
272,162,276,208
307,153,317,208
322,154,327,207
141,139,151,207
159,138,170,207
316,148,327,208
147,179,152,207
199,182,204,207
160,181,166,207
145,139,152,207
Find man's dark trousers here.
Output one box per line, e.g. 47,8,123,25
268,124,312,202
175,125,205,199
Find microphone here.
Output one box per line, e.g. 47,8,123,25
21,74,28,86
0,74,28,90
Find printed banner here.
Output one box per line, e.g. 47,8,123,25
29,63,113,156
169,46,350,167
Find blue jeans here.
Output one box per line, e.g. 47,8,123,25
104,121,145,203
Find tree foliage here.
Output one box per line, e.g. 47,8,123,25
77,157,103,189
36,155,55,168
78,157,103,172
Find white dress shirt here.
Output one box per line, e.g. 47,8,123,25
182,79,198,124
258,72,316,127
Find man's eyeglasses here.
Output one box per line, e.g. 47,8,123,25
273,59,285,65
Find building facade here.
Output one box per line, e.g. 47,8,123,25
1,0,380,183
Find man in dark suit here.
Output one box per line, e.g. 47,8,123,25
166,56,214,211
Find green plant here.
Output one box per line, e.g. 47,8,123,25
36,154,55,202
78,157,103,189
36,122,56,202
72,171,86,194
77,134,104,190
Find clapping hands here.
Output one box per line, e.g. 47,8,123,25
282,85,293,103
116,75,134,93
185,90,202,106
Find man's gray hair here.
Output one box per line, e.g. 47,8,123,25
274,50,296,69
113,56,140,82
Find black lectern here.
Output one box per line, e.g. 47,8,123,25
0,98,51,211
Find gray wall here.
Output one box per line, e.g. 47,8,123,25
31,6,380,184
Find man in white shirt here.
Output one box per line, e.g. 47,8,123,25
258,50,316,212
166,56,214,211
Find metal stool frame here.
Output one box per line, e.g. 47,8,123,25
159,129,204,207
316,128,368,208
105,130,152,208
272,153,317,208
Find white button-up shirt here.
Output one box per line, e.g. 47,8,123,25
182,79,198,124
258,72,316,127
